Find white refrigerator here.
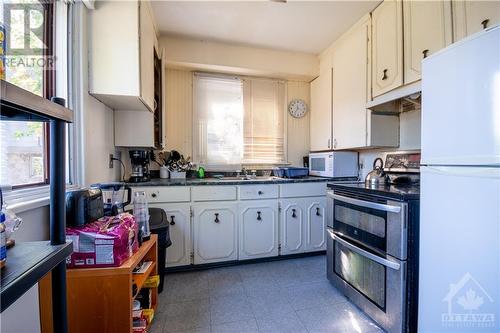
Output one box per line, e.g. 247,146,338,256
419,26,500,332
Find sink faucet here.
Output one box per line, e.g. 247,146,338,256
242,167,248,177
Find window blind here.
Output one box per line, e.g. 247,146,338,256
193,74,244,168
193,73,286,169
242,78,286,164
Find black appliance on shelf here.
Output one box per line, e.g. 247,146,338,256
326,151,420,333
129,150,151,183
65,188,104,226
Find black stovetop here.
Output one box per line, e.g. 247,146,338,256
328,181,420,201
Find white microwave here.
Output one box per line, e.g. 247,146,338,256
308,151,358,178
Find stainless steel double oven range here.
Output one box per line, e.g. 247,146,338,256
326,152,420,333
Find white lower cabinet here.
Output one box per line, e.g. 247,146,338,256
193,202,238,264
238,200,279,260
149,203,191,268
304,197,327,252
279,199,306,255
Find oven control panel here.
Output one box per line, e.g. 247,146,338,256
384,152,421,173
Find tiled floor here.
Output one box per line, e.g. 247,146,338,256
150,255,383,333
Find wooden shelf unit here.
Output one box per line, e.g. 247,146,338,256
63,235,158,333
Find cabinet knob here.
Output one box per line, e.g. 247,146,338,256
316,207,321,216
214,213,220,223
257,211,262,221
481,19,490,29
382,69,388,81
422,49,429,58
258,190,263,195
151,193,157,198
170,215,176,225
292,209,297,218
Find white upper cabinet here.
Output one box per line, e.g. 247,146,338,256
89,0,157,112
238,200,279,260
332,15,371,150
310,54,333,151
139,1,156,112
452,0,500,41
403,0,453,84
371,0,403,98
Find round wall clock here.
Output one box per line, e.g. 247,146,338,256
288,99,308,118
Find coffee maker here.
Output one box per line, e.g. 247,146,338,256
129,150,151,183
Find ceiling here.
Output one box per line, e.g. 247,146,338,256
151,1,381,55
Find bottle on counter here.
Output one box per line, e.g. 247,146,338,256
133,191,151,242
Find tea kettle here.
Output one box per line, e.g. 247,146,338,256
365,158,388,186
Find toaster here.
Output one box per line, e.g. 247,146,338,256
65,188,104,227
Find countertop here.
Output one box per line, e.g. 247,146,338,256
124,176,357,187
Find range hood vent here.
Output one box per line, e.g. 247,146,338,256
367,80,421,113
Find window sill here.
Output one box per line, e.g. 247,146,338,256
2,184,79,214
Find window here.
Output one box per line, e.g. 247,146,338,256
193,73,286,169
0,0,55,188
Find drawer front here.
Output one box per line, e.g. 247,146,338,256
192,186,237,202
279,182,327,198
132,186,191,203
239,185,279,200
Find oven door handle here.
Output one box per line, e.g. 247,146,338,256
327,228,401,271
332,194,401,213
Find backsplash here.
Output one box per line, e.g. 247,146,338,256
358,108,421,179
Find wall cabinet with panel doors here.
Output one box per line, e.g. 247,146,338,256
149,203,191,268
279,199,306,255
114,49,166,148
89,0,157,112
371,0,404,98
238,200,279,260
403,0,453,84
310,55,333,151
304,197,327,252
193,202,238,265
452,0,500,41
332,15,371,150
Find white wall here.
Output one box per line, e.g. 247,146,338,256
160,35,319,81
358,109,421,179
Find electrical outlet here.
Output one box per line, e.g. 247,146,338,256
109,154,114,168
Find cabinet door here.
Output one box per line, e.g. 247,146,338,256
279,199,305,255
310,59,333,151
304,197,327,252
193,203,238,264
372,0,403,97
139,1,156,112
453,1,500,41
150,203,191,267
239,201,278,260
333,16,370,150
403,0,453,84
